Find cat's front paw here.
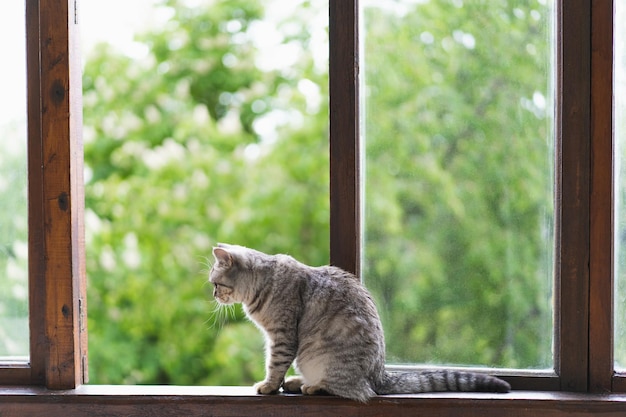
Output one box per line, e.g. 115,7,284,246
254,380,280,395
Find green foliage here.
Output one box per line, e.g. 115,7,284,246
83,0,557,385
83,0,328,384
363,0,554,368
614,0,626,369
0,122,29,357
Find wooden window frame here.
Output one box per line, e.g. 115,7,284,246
1,0,625,415
0,0,87,388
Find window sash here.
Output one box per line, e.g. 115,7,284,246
555,0,592,392
330,0,614,391
329,0,360,275
0,0,87,388
0,0,620,392
588,0,614,392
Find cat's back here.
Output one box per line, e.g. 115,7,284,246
299,264,383,339
305,265,370,302
267,255,382,337
273,256,365,301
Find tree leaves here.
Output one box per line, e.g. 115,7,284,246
84,0,328,384
84,0,555,384
363,0,554,368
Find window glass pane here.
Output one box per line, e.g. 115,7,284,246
614,0,626,370
0,1,29,360
82,0,328,384
362,0,555,369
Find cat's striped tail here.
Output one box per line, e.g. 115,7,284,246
376,370,511,394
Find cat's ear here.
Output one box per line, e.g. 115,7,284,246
213,246,233,267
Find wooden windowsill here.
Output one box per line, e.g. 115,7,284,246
2,386,626,416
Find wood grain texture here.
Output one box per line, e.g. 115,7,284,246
0,366,34,386
555,0,591,392
0,0,47,387
589,0,614,393
614,377,626,392
68,0,89,385
25,0,46,386
329,0,360,275
2,387,626,417
38,0,86,389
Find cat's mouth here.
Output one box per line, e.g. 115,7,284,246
214,295,234,305
213,283,235,305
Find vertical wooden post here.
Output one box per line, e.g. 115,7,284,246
556,0,591,392
39,0,87,389
589,0,614,393
27,0,47,386
329,0,360,275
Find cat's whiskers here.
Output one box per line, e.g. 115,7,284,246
198,256,214,277
205,299,236,331
200,257,226,329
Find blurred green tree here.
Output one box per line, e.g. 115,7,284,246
0,123,29,357
363,0,554,368
83,0,328,384
83,0,555,385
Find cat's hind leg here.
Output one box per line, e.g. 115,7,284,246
287,372,371,401
282,376,304,393
301,383,330,396
283,375,331,396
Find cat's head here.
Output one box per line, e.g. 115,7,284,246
209,243,256,305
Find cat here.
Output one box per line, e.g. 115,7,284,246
208,243,511,402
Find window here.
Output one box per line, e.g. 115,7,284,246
0,0,29,362
330,0,616,394
81,0,329,385
361,0,555,370
614,0,626,371
1,0,624,415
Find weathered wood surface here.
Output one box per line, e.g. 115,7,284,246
2,386,626,417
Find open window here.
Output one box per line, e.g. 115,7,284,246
1,0,625,415
0,0,29,367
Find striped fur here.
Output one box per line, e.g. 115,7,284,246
209,243,511,402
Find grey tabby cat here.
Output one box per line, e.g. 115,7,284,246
209,243,511,402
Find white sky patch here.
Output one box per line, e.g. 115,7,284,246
298,79,322,114
0,2,27,138
249,0,328,73
80,0,164,59
142,138,187,170
453,30,476,50
533,91,547,110
122,233,141,270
